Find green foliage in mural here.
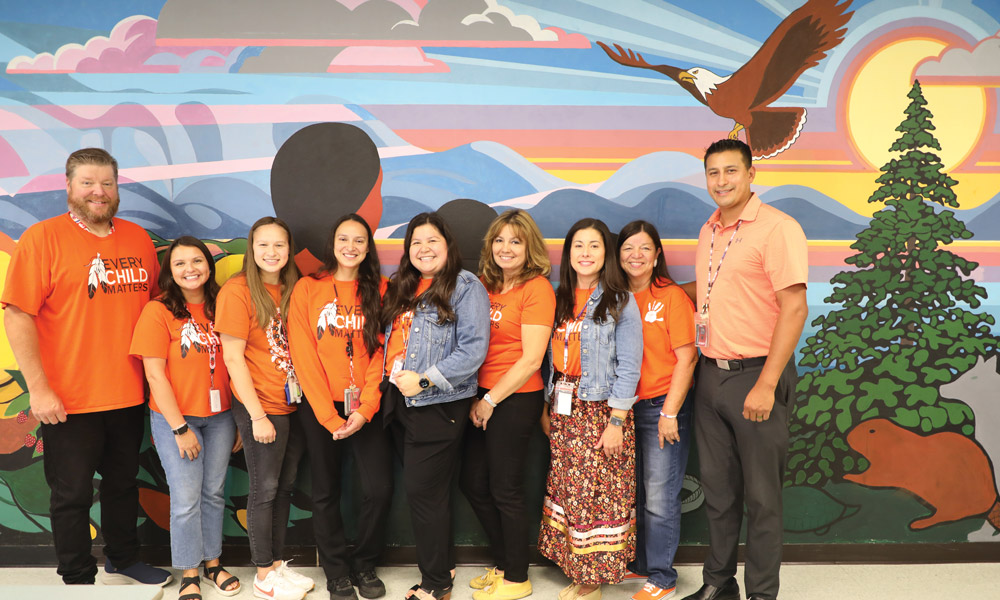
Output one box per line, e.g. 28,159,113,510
789,80,997,486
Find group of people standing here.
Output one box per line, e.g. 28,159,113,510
2,137,808,600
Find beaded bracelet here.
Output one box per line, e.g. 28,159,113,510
659,411,678,419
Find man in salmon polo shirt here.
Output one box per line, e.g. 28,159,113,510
680,139,808,600
2,148,171,587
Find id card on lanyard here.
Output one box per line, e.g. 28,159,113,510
697,220,741,348
334,282,364,415
388,308,414,386
554,301,588,416
188,317,223,413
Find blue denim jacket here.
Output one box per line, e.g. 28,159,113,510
547,283,642,410
383,269,490,407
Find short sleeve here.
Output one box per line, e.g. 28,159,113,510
1,225,49,315
214,279,252,340
129,301,172,359
520,277,556,327
663,285,696,349
764,219,809,292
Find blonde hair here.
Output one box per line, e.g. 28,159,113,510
242,217,300,330
478,209,550,294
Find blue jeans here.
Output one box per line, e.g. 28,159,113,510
150,410,237,570
628,392,692,590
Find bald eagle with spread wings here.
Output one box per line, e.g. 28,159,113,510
598,0,853,160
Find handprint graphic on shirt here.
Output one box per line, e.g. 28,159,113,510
644,301,664,323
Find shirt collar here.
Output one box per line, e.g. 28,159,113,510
707,192,761,230
69,211,115,235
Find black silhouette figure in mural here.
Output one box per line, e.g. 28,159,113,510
598,0,853,160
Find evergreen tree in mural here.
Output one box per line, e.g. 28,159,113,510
788,80,997,487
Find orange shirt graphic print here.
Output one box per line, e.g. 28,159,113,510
87,252,111,298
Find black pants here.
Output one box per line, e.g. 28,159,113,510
694,356,797,600
297,400,393,587
382,385,472,590
41,404,144,584
232,400,305,568
459,388,543,583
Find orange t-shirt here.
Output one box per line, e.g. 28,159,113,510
384,277,433,377
1,214,158,413
479,276,555,392
551,287,592,377
288,275,386,433
634,281,696,399
215,275,295,415
695,194,808,359
130,300,232,417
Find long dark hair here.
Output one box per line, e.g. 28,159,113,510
617,220,673,288
381,212,463,327
241,216,300,330
555,218,630,325
316,214,382,357
156,236,220,320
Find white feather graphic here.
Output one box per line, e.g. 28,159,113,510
87,253,109,298
180,322,203,358
316,300,338,340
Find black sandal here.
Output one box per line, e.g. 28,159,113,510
179,575,201,600
203,564,241,597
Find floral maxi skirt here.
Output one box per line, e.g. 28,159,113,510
538,394,636,585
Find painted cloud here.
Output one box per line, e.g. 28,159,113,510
6,16,240,74
914,34,1000,84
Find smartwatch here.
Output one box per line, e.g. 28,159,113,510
418,376,431,389
172,423,189,436
609,415,624,427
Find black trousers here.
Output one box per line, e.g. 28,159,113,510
41,404,145,584
297,400,393,587
694,356,797,600
382,384,472,590
459,388,543,583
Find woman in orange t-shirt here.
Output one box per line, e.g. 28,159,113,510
216,217,311,600
130,236,240,599
287,214,392,599
617,220,696,600
460,209,554,600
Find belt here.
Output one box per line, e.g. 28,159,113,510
701,355,767,371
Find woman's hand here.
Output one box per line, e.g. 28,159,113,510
470,398,495,429
594,423,624,458
393,370,423,397
658,415,680,448
333,412,368,440
251,416,277,444
175,429,201,461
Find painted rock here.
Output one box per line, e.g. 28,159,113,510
845,418,998,530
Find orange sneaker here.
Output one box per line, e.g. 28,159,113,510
631,582,676,600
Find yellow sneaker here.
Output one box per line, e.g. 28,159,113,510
472,579,532,600
470,568,503,590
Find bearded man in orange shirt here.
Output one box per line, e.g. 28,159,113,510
680,139,808,600
3,148,171,587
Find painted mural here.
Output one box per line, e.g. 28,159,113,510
0,0,998,555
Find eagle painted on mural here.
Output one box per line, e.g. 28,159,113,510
598,0,853,160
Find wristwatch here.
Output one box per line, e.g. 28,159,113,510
609,415,624,427
418,376,431,389
483,392,498,408
172,423,189,436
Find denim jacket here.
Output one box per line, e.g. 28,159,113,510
546,283,642,410
382,269,490,407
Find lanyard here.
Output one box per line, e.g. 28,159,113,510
186,315,219,389
69,211,115,234
267,306,294,376
701,220,742,315
561,295,590,374
334,281,358,386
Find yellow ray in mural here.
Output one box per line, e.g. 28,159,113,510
543,169,617,184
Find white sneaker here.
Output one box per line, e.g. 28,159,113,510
276,560,316,592
254,570,306,600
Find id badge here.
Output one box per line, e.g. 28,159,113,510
343,385,361,415
285,372,303,405
388,358,404,385
554,380,574,416
695,311,710,348
209,389,222,413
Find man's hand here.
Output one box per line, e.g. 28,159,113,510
743,380,776,422
30,386,67,424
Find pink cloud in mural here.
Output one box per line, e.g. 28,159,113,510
6,15,238,74
327,47,449,73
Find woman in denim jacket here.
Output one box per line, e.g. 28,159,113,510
538,218,642,600
379,212,490,600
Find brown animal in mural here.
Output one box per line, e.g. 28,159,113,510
845,418,1000,531
597,0,853,160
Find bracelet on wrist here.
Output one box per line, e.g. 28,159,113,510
659,411,678,419
251,413,268,422
483,392,498,408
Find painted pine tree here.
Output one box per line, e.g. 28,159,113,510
787,80,997,486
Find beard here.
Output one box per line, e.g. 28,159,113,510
68,191,119,225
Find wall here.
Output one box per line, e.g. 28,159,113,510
1,0,999,557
